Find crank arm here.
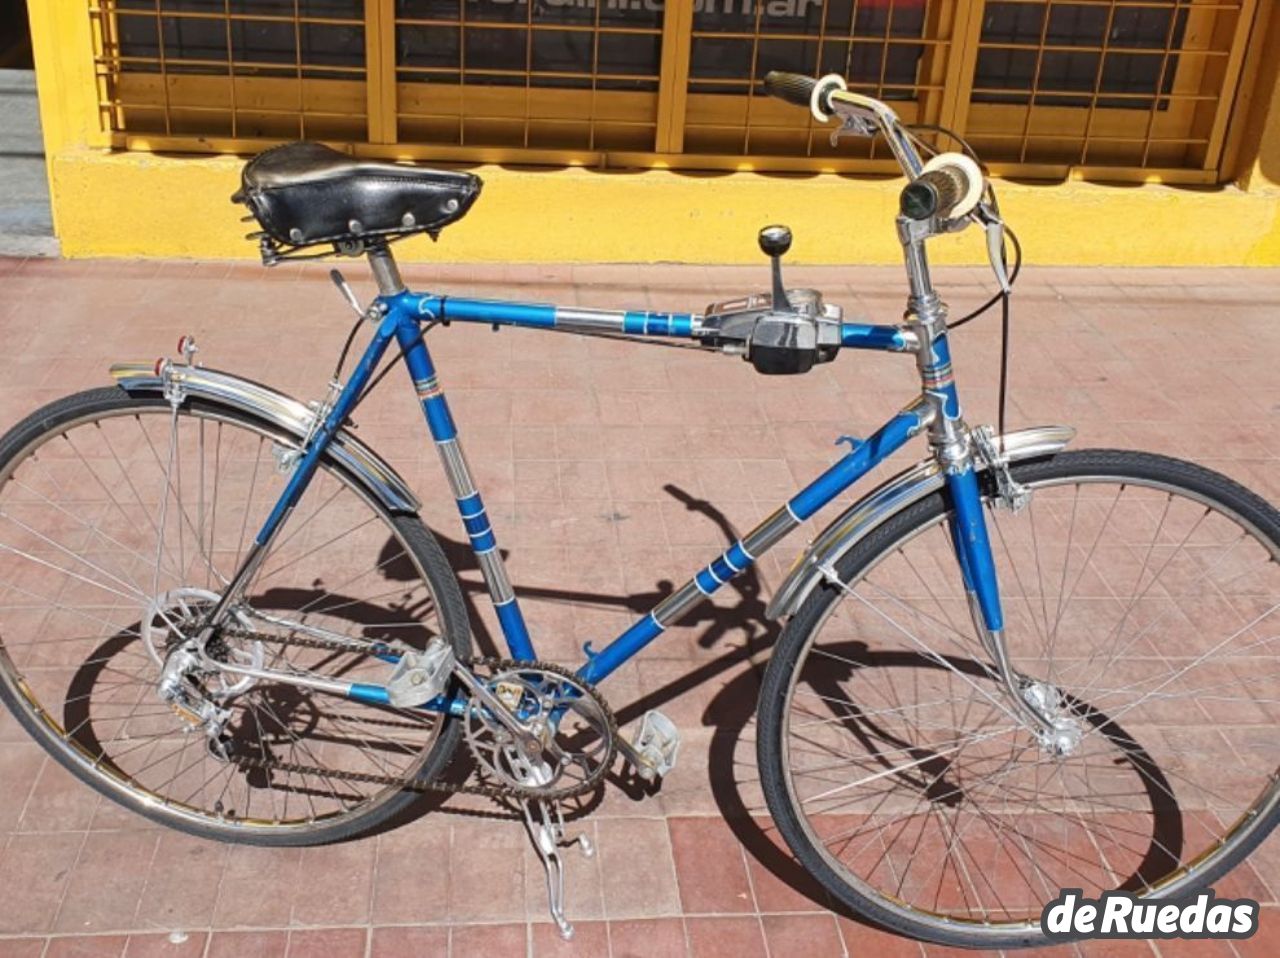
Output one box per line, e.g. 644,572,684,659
449,663,544,755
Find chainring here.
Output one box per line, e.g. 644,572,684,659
463,663,617,802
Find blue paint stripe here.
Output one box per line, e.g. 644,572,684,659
623,311,695,337
424,396,456,440
462,512,490,536
709,555,735,582
457,492,483,516
410,294,444,321
927,332,953,369
726,541,752,569
496,600,535,661
348,683,391,706
841,323,907,351
695,568,719,594
937,382,961,420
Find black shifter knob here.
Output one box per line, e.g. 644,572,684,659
758,224,792,258
759,225,793,309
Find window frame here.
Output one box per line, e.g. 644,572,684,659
90,0,1263,184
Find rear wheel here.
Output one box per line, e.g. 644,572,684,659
0,388,471,845
758,450,1280,947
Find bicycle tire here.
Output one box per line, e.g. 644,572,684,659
0,387,472,846
757,449,1280,948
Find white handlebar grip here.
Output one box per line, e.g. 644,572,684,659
810,74,847,123
921,152,984,218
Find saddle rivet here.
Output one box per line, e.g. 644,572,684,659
348,218,364,234
444,198,459,213
288,227,303,243
402,212,417,228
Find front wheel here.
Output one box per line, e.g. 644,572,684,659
758,449,1280,948
0,388,471,845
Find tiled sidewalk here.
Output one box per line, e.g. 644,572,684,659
0,256,1277,958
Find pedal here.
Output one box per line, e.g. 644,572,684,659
627,710,680,783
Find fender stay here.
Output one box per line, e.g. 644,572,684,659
109,362,421,514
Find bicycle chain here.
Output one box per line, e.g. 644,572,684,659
218,627,619,803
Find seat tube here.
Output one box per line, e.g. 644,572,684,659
393,317,536,661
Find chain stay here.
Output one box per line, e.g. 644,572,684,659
219,627,617,802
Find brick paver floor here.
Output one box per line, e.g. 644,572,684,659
0,255,1276,958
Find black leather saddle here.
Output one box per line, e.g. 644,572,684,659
233,142,482,252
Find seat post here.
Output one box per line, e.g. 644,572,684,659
367,244,405,296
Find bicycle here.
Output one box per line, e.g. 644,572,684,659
0,71,1276,949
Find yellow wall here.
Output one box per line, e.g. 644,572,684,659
48,147,1280,266
28,0,1280,265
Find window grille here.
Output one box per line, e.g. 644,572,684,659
89,0,1262,182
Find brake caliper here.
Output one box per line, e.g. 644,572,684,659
972,425,1031,513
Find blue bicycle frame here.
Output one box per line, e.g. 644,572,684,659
230,263,1007,715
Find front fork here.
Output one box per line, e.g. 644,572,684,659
946,454,1068,746
916,307,1063,745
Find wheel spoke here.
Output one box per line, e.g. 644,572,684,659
0,397,457,838
773,457,1280,940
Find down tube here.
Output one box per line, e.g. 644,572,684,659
578,403,930,685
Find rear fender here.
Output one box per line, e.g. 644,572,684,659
110,362,420,514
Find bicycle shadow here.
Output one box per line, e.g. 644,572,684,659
52,480,1187,919
381,482,1189,916
383,484,773,660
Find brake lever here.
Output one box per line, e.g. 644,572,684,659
973,205,1012,295
829,112,877,145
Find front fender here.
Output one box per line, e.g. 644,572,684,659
765,425,1076,621
109,362,421,514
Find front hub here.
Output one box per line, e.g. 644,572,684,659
1022,680,1083,756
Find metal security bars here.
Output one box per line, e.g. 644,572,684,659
89,0,1263,183
94,1,370,140
963,0,1259,173
392,0,664,151
681,0,958,160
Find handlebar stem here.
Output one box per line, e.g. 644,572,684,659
897,215,939,307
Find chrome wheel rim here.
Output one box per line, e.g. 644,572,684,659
780,471,1280,935
0,403,451,833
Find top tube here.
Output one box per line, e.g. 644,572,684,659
380,290,911,356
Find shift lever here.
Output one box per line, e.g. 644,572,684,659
758,225,793,310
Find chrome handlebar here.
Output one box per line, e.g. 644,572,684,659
762,71,1011,295
763,72,926,178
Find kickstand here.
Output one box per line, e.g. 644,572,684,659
521,798,594,941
